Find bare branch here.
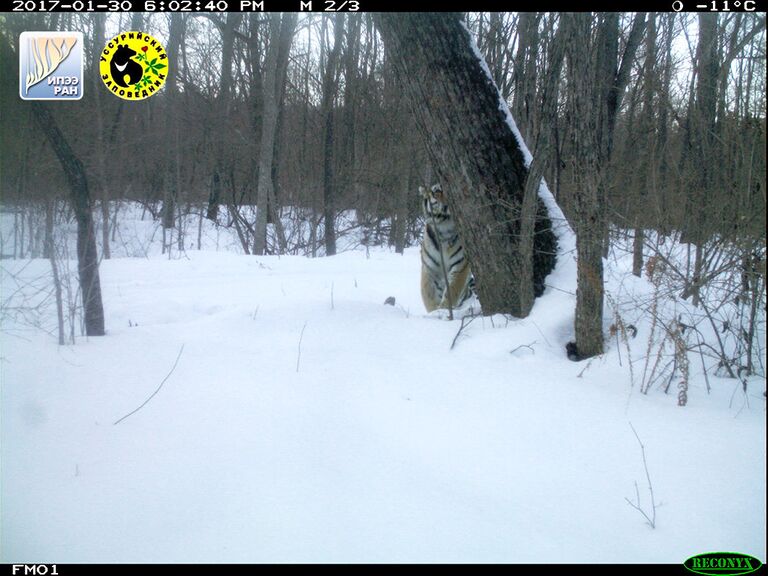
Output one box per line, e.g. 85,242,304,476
113,344,185,426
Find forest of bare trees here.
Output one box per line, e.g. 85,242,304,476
0,12,765,369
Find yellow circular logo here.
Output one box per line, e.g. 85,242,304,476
99,31,167,101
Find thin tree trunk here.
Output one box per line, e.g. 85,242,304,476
633,14,656,277
689,14,719,306
161,14,184,238
89,14,113,261
321,15,344,257
45,199,66,345
519,20,566,312
268,14,295,255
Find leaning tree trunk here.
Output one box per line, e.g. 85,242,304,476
375,13,556,317
31,102,105,336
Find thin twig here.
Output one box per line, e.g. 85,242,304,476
510,341,537,355
113,344,185,426
625,421,657,528
576,356,595,378
296,321,308,372
450,312,477,350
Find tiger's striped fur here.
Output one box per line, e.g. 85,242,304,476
419,184,474,313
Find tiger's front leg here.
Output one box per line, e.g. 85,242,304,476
438,262,472,310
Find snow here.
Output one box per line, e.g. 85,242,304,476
1,206,765,563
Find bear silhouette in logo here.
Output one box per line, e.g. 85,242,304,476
110,45,143,88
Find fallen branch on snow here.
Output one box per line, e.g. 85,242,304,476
113,344,185,426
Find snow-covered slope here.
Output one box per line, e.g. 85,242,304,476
1,211,764,562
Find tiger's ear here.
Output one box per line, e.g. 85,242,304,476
418,186,428,197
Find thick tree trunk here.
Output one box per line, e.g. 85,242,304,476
32,102,105,337
375,13,556,317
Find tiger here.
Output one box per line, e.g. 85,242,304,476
419,183,474,313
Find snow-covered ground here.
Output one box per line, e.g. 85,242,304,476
1,207,765,563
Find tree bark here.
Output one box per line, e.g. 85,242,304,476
561,13,645,359
567,90,605,358
375,13,557,317
563,14,606,359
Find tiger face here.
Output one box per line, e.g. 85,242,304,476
420,184,450,221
